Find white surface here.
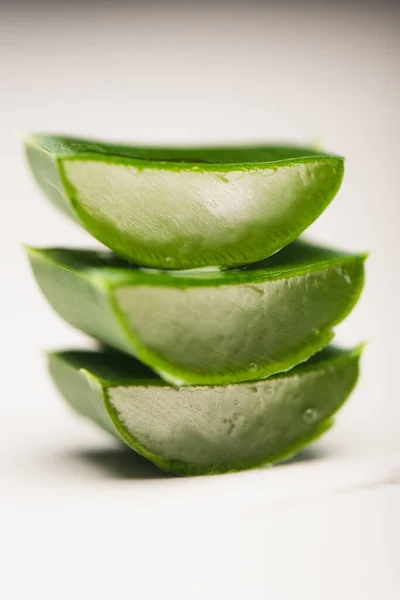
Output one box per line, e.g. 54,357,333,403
1,2,399,599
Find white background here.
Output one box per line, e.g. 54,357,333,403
1,1,399,598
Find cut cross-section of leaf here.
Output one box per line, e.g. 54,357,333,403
24,133,344,269
48,345,362,476
26,241,366,385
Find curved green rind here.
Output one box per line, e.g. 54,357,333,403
24,133,344,269
25,241,366,385
48,346,362,476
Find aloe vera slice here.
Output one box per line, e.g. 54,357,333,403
26,241,365,385
24,134,344,269
48,345,362,475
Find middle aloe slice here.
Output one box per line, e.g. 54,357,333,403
26,240,365,385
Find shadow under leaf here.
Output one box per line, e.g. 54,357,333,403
66,446,173,480
277,445,331,467
61,442,328,481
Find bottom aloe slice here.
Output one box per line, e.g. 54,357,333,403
27,241,365,385
48,345,362,476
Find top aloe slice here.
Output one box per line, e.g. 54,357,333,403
24,134,344,269
48,345,362,475
26,240,365,385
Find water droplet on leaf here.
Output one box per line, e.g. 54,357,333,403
303,408,318,423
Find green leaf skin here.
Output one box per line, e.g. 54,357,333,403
48,346,362,476
24,133,344,269
26,241,366,386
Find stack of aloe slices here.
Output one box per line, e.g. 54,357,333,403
24,134,366,476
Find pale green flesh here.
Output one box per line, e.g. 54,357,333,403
48,346,361,475
116,266,358,381
24,134,344,269
26,241,365,385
